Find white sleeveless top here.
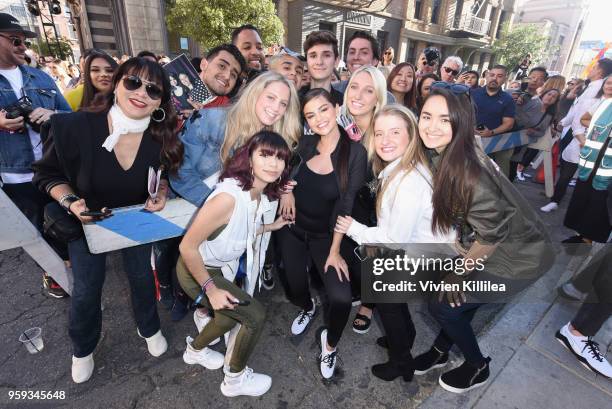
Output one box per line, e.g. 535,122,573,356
198,178,277,295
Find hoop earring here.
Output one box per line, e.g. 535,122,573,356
151,107,166,122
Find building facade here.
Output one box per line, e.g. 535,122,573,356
280,0,518,73
1,0,81,61
515,0,589,76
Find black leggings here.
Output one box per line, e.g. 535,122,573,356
276,224,352,348
551,158,578,204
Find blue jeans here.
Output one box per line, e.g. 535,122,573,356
68,238,160,357
428,299,486,365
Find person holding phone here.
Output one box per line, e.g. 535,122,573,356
335,104,456,382
177,131,291,397
33,57,183,384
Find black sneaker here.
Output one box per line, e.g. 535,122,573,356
414,346,449,375
43,273,68,298
438,357,491,393
262,264,274,290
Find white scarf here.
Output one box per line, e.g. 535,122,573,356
102,104,151,152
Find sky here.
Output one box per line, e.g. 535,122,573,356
580,0,612,41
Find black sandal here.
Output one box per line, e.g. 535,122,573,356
352,313,372,334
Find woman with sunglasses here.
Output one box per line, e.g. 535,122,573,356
411,88,553,393
386,63,417,113
63,52,118,111
335,104,456,382
33,57,183,384
178,131,290,397
277,88,367,379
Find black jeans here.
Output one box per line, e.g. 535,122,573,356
428,299,486,365
377,303,415,366
551,158,578,204
3,181,68,259
571,246,612,336
277,225,352,348
68,237,160,357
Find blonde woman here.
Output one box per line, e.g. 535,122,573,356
341,65,388,146
340,65,388,333
335,104,455,381
171,71,301,207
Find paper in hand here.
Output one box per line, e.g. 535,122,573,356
148,166,162,200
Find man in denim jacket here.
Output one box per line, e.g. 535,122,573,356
0,13,71,297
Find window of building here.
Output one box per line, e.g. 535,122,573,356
319,21,336,34
377,31,388,55
431,0,441,24
9,5,28,23
558,35,565,45
414,0,422,20
406,41,416,64
496,11,506,39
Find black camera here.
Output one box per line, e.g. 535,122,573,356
4,96,41,133
423,47,440,66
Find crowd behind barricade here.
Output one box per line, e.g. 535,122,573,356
0,10,610,398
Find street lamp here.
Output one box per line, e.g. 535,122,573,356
26,0,66,60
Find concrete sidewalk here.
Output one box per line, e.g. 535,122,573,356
0,178,610,408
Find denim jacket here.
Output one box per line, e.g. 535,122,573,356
169,107,229,206
0,65,71,173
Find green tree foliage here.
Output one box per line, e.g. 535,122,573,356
30,36,74,59
492,23,550,70
165,0,284,50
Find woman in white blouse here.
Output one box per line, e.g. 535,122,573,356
335,104,455,383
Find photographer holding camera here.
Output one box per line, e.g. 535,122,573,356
0,13,71,297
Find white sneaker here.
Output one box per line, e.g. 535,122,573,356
193,309,220,346
540,202,558,212
291,299,316,335
138,329,168,357
556,323,612,378
71,354,94,384
182,336,224,370
220,367,272,397
516,170,526,181
319,329,337,379
558,282,586,301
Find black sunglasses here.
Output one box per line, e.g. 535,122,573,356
430,81,470,96
0,34,28,47
122,75,163,100
443,66,459,76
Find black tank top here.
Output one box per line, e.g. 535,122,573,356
293,163,339,233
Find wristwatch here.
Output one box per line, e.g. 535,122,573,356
59,193,80,214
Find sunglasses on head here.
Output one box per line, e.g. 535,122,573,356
122,75,163,100
430,81,470,96
0,34,29,47
443,66,459,76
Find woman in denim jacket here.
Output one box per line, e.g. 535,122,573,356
170,71,301,207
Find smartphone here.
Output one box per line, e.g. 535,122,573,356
231,299,250,306
80,209,112,217
476,124,486,131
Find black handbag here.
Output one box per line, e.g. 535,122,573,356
43,201,83,243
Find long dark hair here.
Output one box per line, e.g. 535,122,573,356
81,52,118,109
417,73,439,112
86,57,183,173
220,131,291,201
596,75,611,98
302,88,350,193
387,62,417,110
423,88,482,234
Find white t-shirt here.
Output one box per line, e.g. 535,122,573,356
0,66,42,184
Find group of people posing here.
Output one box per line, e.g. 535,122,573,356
0,12,608,400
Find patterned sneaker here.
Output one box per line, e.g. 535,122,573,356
43,273,68,298
262,264,275,290
439,357,491,393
